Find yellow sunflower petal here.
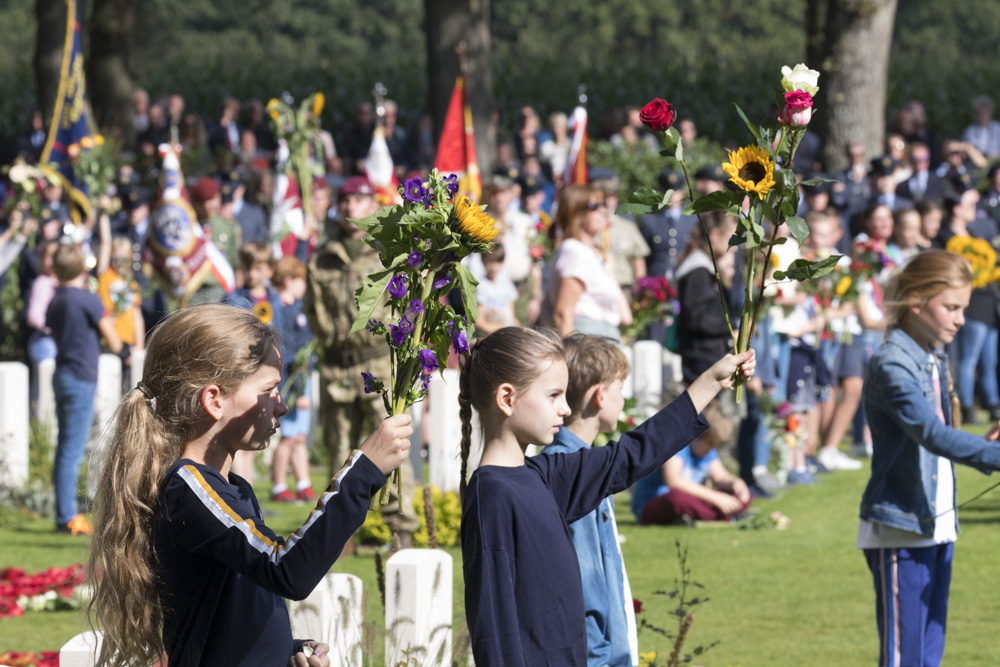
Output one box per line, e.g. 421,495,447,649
721,145,776,199
454,196,499,243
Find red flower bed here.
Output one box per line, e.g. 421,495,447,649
0,565,86,618
0,651,59,667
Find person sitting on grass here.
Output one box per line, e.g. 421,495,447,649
543,333,638,667
631,402,752,525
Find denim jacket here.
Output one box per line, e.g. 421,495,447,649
860,327,1000,536
546,427,636,667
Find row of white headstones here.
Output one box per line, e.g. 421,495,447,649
0,340,680,667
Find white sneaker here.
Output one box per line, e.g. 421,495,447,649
817,447,863,471
848,441,873,459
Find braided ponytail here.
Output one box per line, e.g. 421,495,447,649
458,349,475,501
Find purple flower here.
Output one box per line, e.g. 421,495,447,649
442,173,459,198
399,316,414,335
776,402,793,419
361,372,381,394
407,250,423,268
389,323,406,347
433,274,451,290
366,318,380,333
452,327,469,355
419,348,439,375
404,300,424,321
388,274,407,300
421,374,432,391
403,178,425,205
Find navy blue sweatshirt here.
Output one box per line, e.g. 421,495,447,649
461,392,708,667
155,450,386,666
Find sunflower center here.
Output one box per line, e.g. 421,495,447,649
739,162,767,184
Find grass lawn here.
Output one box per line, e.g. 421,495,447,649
4,451,1000,665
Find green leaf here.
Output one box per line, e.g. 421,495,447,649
452,262,480,321
799,178,838,187
776,166,797,193
734,104,761,142
350,269,393,334
682,190,732,215
746,217,765,249
786,215,809,245
774,256,842,282
350,206,404,233
728,233,747,248
759,236,789,248
617,188,669,216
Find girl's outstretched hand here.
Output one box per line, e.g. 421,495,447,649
985,421,1000,442
359,414,413,475
288,641,330,667
688,349,756,414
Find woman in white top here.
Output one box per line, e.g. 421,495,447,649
546,185,631,339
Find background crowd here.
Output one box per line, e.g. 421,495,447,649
3,86,1000,532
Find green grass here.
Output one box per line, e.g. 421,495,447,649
5,455,1000,665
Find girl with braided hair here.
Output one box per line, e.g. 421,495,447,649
458,326,755,666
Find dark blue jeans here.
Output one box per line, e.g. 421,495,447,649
957,319,999,408
52,366,97,527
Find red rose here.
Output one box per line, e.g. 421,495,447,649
633,598,644,614
778,90,813,128
639,98,676,132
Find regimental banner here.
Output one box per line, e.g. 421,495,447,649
39,0,92,222
564,105,589,186
434,75,482,202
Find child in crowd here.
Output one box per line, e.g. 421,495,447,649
223,241,284,479
97,232,145,386
543,334,638,667
458,326,755,666
87,304,412,666
916,199,944,249
887,207,922,266
270,256,317,503
25,238,60,408
47,242,122,534
858,250,1000,666
631,402,751,525
475,244,519,336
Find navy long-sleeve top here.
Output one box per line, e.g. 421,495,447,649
155,450,386,666
461,392,708,667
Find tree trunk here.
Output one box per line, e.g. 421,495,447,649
425,0,495,179
88,0,136,147
808,0,898,173
35,0,70,126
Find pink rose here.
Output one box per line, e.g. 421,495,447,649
639,98,676,132
779,90,813,128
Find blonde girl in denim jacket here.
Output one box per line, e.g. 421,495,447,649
859,250,1000,667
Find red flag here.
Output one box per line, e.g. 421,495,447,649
435,75,482,201
564,105,588,186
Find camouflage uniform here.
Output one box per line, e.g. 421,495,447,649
304,236,418,535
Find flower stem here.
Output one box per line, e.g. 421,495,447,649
678,160,738,350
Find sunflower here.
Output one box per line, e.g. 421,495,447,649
253,301,274,324
453,196,499,243
312,92,325,117
722,145,776,199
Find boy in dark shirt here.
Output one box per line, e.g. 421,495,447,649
47,242,121,534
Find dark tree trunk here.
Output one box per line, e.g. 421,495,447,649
807,0,898,173
88,0,136,147
425,0,495,179
35,0,69,126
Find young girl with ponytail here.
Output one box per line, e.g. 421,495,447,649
86,304,412,667
458,326,755,666
858,250,1000,666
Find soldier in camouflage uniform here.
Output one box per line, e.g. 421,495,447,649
304,176,418,544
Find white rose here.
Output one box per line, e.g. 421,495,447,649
781,64,820,95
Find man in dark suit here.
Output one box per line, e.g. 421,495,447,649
896,142,946,204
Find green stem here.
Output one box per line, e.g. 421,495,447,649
677,160,738,350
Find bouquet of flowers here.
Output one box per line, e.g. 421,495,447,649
851,238,895,283
66,134,117,206
267,91,325,223
620,275,677,341
528,212,555,262
351,169,498,505
2,159,59,222
620,64,840,401
946,235,1000,288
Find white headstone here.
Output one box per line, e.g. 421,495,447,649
385,549,453,667
0,362,30,489
428,370,480,493
288,573,364,667
662,348,683,394
87,355,122,499
632,340,663,412
37,357,57,436
59,630,103,667
620,345,634,399
129,349,145,391
308,369,320,448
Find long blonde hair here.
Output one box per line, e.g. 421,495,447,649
458,327,565,499
884,249,973,326
86,304,280,666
